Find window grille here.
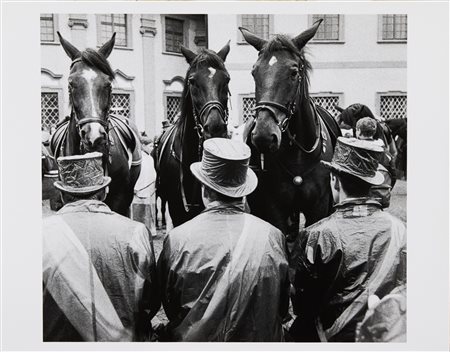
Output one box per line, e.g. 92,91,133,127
379,95,407,120
165,17,184,53
110,93,131,119
40,14,55,42
41,92,60,130
381,15,407,41
240,15,270,40
311,95,341,118
241,97,256,123
99,14,128,46
312,15,340,41
166,95,181,123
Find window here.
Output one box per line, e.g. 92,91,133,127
380,15,407,41
310,15,343,42
110,93,132,119
310,93,343,118
41,92,61,130
165,94,182,123
378,93,407,119
238,15,271,42
240,95,256,123
98,14,128,47
40,14,56,42
165,17,185,53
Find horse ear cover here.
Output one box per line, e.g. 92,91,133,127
216,40,231,62
238,27,267,51
293,19,323,49
57,31,81,61
180,45,197,64
98,32,116,58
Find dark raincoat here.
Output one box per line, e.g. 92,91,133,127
157,200,290,342
43,200,160,341
290,198,406,342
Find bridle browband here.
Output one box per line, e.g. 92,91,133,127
69,58,111,132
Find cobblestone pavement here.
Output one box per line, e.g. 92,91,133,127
42,179,407,329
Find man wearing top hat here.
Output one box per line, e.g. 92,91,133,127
289,137,406,342
42,152,160,342
157,138,290,342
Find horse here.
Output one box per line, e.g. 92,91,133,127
239,20,341,239
385,118,407,178
50,32,141,216
153,43,231,227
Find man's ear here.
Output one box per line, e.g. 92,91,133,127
331,173,340,192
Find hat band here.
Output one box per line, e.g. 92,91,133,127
201,149,248,188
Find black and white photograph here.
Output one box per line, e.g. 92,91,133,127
40,12,407,343
1,1,449,351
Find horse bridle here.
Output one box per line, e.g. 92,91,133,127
69,58,111,133
253,63,304,133
186,80,230,139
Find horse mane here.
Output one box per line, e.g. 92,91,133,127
178,49,227,125
79,48,115,79
260,35,312,96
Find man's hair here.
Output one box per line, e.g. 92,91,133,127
356,117,377,139
332,170,372,197
203,185,243,203
61,189,106,204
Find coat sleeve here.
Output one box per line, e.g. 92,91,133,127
292,228,343,319
129,223,161,340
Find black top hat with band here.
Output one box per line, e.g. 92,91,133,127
190,138,258,198
321,137,384,185
54,152,111,194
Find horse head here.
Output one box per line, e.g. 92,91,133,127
58,32,116,154
239,20,322,153
180,43,231,140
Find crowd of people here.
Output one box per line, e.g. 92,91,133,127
42,113,406,342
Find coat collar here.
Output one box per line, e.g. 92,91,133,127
57,200,113,215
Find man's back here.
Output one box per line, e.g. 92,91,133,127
43,200,159,341
158,201,290,342
292,199,406,341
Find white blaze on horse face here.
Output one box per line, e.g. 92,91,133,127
269,55,278,66
208,67,216,79
81,68,105,142
81,68,100,118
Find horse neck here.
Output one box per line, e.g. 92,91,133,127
290,86,318,151
177,96,202,163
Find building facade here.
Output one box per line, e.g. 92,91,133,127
41,14,407,138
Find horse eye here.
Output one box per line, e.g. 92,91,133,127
188,76,196,85
291,68,299,78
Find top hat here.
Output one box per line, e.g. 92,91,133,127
321,137,384,185
190,138,258,198
54,152,111,194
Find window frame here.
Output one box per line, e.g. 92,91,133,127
377,15,407,43
96,14,133,50
237,15,274,45
110,89,135,121
162,15,189,56
163,92,183,123
376,91,407,120
41,88,64,130
308,15,345,44
310,92,344,118
238,93,256,124
40,14,59,45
